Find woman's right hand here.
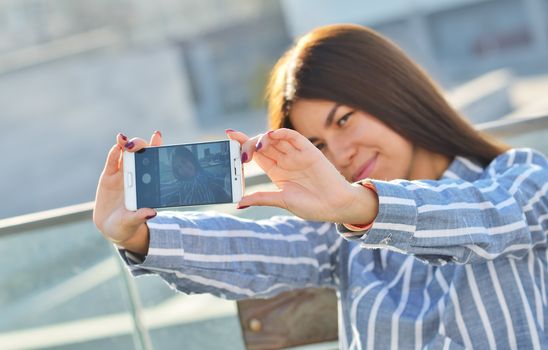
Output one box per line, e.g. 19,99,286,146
92,131,162,255
228,128,378,225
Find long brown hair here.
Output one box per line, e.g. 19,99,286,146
266,24,509,165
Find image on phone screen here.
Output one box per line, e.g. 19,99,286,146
134,141,233,208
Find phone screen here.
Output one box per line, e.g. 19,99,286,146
134,140,233,208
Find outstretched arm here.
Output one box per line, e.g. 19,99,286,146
119,212,342,300
229,129,548,265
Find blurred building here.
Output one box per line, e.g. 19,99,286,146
281,0,548,86
1,0,547,218
0,0,268,51
0,0,289,219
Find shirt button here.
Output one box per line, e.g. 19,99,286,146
379,233,392,245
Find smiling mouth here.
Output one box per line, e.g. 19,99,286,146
353,153,378,182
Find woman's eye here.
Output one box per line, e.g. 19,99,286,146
336,112,353,127
314,143,326,152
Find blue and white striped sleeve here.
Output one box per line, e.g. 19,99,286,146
118,211,341,300
338,149,548,265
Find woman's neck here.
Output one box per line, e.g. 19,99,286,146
408,147,452,180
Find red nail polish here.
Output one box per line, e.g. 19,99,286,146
125,141,135,150
225,129,235,133
241,152,248,163
154,130,162,137
256,142,263,151
146,213,157,220
237,205,250,209
119,133,128,141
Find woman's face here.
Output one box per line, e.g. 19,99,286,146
173,157,196,179
289,99,446,182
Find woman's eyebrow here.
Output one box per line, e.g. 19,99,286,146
306,103,342,143
324,103,341,128
308,136,319,144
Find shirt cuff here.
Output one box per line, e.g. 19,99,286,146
116,216,185,276
340,180,377,238
358,179,417,252
118,248,146,265
337,179,418,253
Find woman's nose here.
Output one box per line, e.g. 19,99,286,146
328,138,355,169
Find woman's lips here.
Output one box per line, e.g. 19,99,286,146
353,154,378,182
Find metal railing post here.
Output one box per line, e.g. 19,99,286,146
113,246,155,350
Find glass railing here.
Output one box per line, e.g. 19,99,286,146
0,114,546,350
0,171,288,350
476,114,548,155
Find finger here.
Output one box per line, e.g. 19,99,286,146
255,131,289,160
117,132,129,147
137,208,158,221
268,128,311,151
229,130,279,171
238,190,286,209
272,139,296,155
239,134,262,163
254,130,274,152
258,141,286,161
251,151,278,174
226,129,258,163
103,144,122,176
150,130,163,146
114,133,129,170
125,137,149,152
103,144,123,176
123,208,158,225
226,129,250,145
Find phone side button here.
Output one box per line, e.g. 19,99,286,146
126,172,134,187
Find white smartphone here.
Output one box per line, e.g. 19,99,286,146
123,139,244,211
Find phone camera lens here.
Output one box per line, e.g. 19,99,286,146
142,173,152,184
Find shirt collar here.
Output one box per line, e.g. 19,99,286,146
440,156,485,182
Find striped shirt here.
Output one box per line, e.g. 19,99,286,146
119,147,548,349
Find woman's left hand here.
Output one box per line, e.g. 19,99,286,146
227,128,378,224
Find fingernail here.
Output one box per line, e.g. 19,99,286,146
241,152,248,163
225,129,235,133
146,213,157,220
119,133,128,141
125,141,135,150
154,130,162,137
256,142,263,151
267,130,274,136
237,205,250,210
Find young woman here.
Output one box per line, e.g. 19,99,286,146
93,24,548,349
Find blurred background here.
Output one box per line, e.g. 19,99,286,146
1,0,548,219
0,1,547,349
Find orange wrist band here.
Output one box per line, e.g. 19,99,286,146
342,181,377,232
